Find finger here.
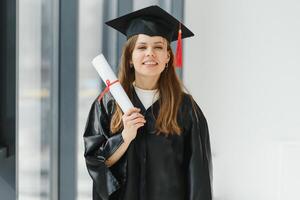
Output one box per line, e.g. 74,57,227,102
127,112,145,121
135,123,145,129
128,118,146,126
124,107,141,116
126,118,145,126
122,114,144,125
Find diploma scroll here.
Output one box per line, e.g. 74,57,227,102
92,54,134,113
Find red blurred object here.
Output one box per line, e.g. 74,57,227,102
175,23,182,68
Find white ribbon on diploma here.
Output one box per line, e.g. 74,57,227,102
92,54,134,113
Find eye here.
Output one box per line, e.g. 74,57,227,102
137,46,146,50
155,46,163,50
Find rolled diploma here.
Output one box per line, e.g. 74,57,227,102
92,54,134,113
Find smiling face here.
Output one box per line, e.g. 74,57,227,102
131,34,170,81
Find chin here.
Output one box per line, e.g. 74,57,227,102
137,71,162,78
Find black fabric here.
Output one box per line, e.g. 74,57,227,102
84,90,212,200
105,5,194,42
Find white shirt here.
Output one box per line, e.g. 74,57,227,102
133,84,159,110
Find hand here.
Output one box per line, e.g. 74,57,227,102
121,107,146,143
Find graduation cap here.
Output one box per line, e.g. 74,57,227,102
105,5,194,67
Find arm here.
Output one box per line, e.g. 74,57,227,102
104,133,130,167
83,99,123,200
83,98,145,199
105,108,146,167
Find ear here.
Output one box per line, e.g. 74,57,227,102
166,52,170,63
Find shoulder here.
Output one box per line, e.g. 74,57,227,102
180,93,202,113
179,92,206,123
180,92,193,107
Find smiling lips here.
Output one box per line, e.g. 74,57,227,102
143,61,158,65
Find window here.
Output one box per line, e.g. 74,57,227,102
18,0,59,199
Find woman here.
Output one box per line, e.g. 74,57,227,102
84,5,212,200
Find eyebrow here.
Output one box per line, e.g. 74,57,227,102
136,41,164,45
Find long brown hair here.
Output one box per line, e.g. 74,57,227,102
110,35,184,136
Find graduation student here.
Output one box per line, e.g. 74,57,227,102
84,5,213,200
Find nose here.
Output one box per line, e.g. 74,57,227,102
145,47,155,57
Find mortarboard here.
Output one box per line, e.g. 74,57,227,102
105,5,194,67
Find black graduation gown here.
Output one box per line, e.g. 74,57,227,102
84,89,212,200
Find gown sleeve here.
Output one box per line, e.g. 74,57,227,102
187,99,213,200
83,97,124,200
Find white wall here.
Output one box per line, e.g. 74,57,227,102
184,1,300,200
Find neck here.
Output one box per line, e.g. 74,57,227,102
135,75,159,90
